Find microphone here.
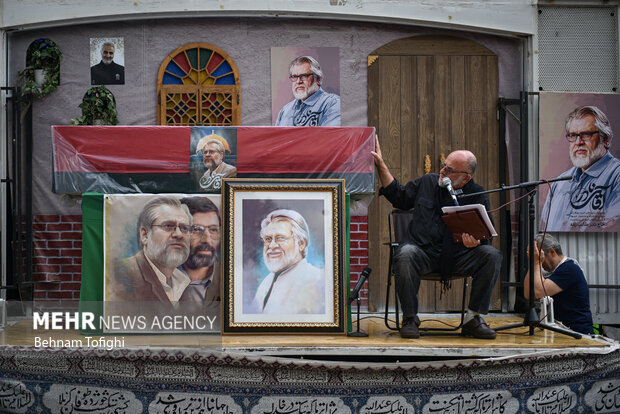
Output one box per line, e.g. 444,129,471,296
348,266,371,305
442,177,459,206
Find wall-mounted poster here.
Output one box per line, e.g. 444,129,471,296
90,37,125,85
539,92,620,232
104,193,221,333
190,127,238,192
222,179,346,334
271,47,340,126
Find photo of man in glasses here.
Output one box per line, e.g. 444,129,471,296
109,196,192,306
540,105,620,231
179,197,221,305
274,55,341,126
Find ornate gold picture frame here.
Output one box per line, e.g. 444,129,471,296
222,179,346,333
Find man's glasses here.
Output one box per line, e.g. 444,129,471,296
440,163,470,175
152,222,190,234
191,225,221,237
565,130,599,143
262,235,294,246
288,73,314,82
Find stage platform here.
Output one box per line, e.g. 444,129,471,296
0,314,618,413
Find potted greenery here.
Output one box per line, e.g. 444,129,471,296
18,38,63,98
71,86,119,125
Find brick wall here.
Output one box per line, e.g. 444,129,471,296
33,215,83,300
31,214,371,307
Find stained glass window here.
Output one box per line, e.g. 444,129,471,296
157,43,240,126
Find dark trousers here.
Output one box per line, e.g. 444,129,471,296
394,243,502,318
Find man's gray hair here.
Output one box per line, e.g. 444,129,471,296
260,209,310,258
202,139,225,154
137,197,192,249
289,56,323,86
565,105,613,149
535,233,563,256
101,42,115,53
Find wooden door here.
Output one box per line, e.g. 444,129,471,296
367,35,500,313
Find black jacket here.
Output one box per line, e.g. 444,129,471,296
91,61,125,85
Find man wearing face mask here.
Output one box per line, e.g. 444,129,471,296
540,105,620,231
251,209,325,314
91,42,125,85
275,56,341,126
372,138,502,339
179,197,221,305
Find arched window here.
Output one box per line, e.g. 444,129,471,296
157,43,241,126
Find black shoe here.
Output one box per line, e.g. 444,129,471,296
400,315,420,339
461,315,497,339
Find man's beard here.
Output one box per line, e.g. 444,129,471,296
145,236,189,269
102,57,113,65
570,142,606,170
263,244,301,274
293,81,319,101
203,158,220,171
184,243,217,270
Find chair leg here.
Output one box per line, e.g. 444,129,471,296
384,249,400,331
456,277,469,329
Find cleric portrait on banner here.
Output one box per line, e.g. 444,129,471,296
190,127,237,193
539,92,620,232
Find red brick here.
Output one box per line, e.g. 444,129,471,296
358,257,369,265
48,257,73,265
73,274,82,281
32,274,48,282
62,215,83,222
33,291,47,299
350,249,368,257
350,265,366,273
46,223,72,232
47,241,73,249
33,257,47,265
44,274,72,282
73,257,82,265
349,258,359,265
350,233,366,240
62,265,82,273
359,241,369,249
60,232,82,240
36,283,59,291
47,291,74,299
61,249,82,257
73,223,83,231
34,248,60,257
61,283,82,291
34,215,60,223
73,291,82,299
357,223,368,232
349,241,359,249
349,223,358,232
32,223,47,231
351,216,368,223
34,264,61,273
73,241,82,249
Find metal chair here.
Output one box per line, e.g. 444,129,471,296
384,209,469,335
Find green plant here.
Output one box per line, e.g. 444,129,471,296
18,38,63,98
71,86,119,125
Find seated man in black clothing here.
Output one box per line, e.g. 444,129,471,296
371,137,502,339
524,234,594,335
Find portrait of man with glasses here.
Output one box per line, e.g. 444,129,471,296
178,196,222,306
274,55,341,126
541,105,620,231
250,209,325,314
109,196,193,306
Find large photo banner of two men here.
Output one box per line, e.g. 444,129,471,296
539,92,620,232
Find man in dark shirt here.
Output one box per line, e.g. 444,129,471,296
91,42,125,85
524,234,594,335
372,137,502,339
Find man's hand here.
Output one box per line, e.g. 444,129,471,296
461,233,481,248
370,135,384,168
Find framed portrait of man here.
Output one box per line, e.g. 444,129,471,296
539,92,620,232
190,127,238,193
90,37,125,85
222,179,346,333
271,47,341,127
103,193,222,334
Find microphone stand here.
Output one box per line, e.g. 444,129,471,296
459,176,581,339
347,295,368,337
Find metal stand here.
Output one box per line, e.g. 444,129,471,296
347,297,368,337
461,176,581,339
